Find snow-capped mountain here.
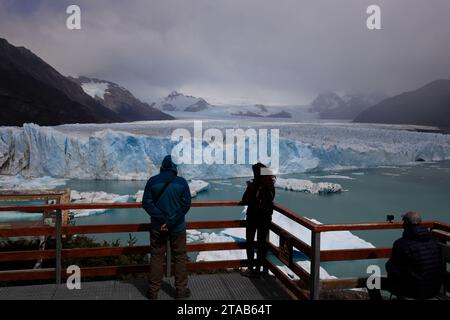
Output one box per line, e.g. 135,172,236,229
0,38,122,126
309,91,387,120
153,92,296,120
310,92,346,114
69,76,173,121
154,91,213,112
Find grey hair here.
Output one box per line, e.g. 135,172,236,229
402,211,422,226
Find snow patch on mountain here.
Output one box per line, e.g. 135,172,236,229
155,91,213,112
81,82,109,100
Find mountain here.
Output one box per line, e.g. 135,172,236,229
354,80,450,128
69,76,173,121
309,91,345,114
154,91,213,112
309,91,386,120
0,38,172,126
267,110,292,118
0,38,124,126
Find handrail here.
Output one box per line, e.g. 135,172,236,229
0,200,449,300
0,201,241,212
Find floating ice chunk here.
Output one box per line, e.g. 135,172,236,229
133,190,145,203
277,264,336,280
189,180,209,197
222,208,374,250
213,181,233,186
70,191,129,217
194,209,373,280
310,175,355,180
194,229,337,280
0,175,67,190
275,178,342,194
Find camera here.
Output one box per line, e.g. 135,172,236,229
386,215,395,223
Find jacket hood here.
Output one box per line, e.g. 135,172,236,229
403,225,431,242
160,155,178,174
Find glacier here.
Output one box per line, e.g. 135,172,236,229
1,122,450,180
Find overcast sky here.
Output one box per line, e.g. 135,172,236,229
1,0,450,105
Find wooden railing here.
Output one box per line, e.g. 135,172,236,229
271,204,450,298
0,201,449,300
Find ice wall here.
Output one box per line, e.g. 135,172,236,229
1,123,450,180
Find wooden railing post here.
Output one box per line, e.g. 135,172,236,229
310,230,321,300
55,210,62,285
262,231,270,275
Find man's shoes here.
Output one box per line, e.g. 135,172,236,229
240,268,261,278
147,289,158,300
176,288,191,300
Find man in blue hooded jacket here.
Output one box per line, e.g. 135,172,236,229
142,155,191,300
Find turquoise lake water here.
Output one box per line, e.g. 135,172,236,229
59,160,450,278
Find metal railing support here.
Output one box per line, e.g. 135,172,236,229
310,230,321,300
55,210,62,285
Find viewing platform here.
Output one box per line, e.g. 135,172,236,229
0,273,291,300
0,199,449,300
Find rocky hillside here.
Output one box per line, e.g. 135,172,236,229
354,80,450,128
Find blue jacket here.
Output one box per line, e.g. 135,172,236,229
142,155,191,233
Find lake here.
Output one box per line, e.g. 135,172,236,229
60,160,450,278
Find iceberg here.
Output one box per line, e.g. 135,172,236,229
188,180,209,197
1,122,450,180
309,175,355,180
275,178,342,194
221,209,374,250
193,208,373,280
70,191,130,217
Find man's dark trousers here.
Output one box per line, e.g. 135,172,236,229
149,228,188,295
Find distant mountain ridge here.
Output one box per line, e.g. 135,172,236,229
309,91,387,120
154,91,214,112
354,80,450,128
69,76,173,122
0,38,172,126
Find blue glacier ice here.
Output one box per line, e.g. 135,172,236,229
0,122,450,180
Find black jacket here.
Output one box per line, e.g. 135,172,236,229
386,225,443,299
240,179,275,226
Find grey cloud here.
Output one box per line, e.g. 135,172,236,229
0,0,449,104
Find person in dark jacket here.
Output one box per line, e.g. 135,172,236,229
142,155,191,300
384,211,443,299
239,163,275,277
